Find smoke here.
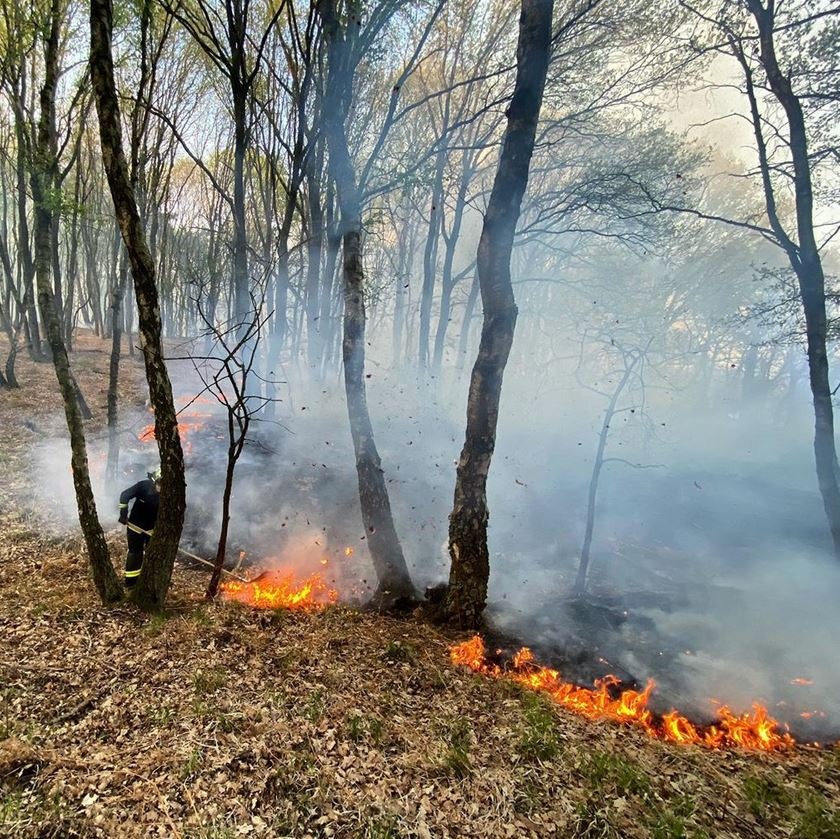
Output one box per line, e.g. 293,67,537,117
23,327,840,742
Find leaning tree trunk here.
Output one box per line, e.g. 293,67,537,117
33,0,122,604
318,0,415,605
444,0,553,628
91,0,186,612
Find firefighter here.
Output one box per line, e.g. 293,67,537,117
118,465,161,587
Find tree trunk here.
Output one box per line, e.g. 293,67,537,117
106,248,128,488
457,273,480,374
432,161,471,375
232,82,249,330
747,0,840,558
91,0,186,612
318,0,415,605
305,165,325,377
206,446,237,599
445,0,553,627
33,0,122,604
573,355,639,595
419,145,446,371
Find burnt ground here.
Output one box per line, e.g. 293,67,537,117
1,334,840,838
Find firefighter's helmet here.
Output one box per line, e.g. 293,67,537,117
148,465,162,484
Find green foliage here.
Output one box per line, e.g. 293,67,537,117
149,705,174,727
743,775,790,819
649,810,688,839
440,718,472,777
180,747,203,781
303,688,325,722
191,606,213,628
193,669,227,696
367,716,385,745
0,790,25,824
580,751,650,797
345,712,386,745
517,694,561,761
363,813,401,839
793,794,840,839
144,613,169,637
346,712,365,742
383,640,415,663
0,688,19,739
573,797,618,839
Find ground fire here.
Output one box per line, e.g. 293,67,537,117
220,568,337,610
450,636,797,751
138,398,213,453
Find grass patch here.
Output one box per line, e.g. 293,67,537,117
364,813,401,839
303,688,325,722
573,797,618,838
649,810,687,839
383,640,415,663
517,694,561,761
743,775,790,820
144,613,169,638
793,794,840,838
193,669,227,696
580,751,650,798
440,718,472,777
180,747,203,781
345,712,386,746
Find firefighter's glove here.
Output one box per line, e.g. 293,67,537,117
119,513,128,525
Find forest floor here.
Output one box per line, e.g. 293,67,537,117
1,335,840,839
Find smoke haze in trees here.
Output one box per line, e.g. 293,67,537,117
26,331,840,739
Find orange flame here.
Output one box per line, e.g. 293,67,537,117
220,568,337,610
449,636,795,751
139,417,207,454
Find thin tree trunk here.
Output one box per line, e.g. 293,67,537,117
573,355,639,595
106,248,128,488
34,0,122,603
445,0,552,627
318,0,415,605
206,444,237,599
305,166,325,377
419,145,446,371
91,0,186,612
746,0,840,558
432,162,471,375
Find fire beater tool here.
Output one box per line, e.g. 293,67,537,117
176,547,266,584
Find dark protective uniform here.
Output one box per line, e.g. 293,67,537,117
119,479,160,587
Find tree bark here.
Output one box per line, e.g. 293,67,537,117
444,0,553,627
33,0,122,604
573,353,639,595
746,0,840,558
318,0,415,605
432,157,472,375
91,0,186,612
105,248,128,489
419,144,446,371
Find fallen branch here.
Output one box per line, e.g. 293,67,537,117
177,547,250,583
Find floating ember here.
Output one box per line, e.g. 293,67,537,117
450,636,796,751
220,569,337,610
